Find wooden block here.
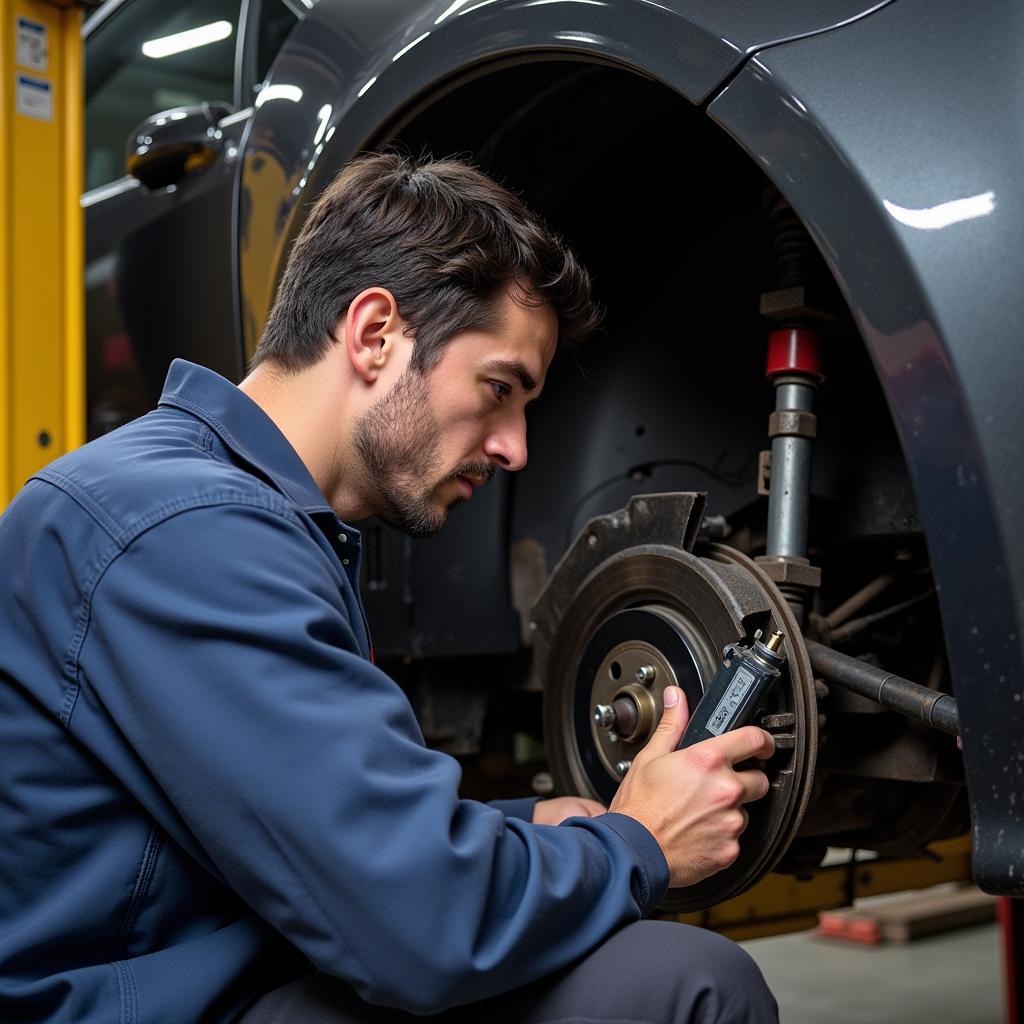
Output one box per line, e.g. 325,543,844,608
870,887,997,942
817,887,997,945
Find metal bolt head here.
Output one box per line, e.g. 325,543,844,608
593,704,615,730
531,771,554,796
635,665,657,684
615,759,632,777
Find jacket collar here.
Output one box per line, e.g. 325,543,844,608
158,359,336,518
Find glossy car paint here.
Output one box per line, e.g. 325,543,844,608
83,0,260,431
708,0,1024,895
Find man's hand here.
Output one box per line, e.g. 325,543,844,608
533,795,606,825
609,685,774,889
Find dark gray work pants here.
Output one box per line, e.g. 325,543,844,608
239,920,778,1023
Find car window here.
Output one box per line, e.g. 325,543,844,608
256,0,300,88
85,0,242,192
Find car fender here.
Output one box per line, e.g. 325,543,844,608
707,0,1024,895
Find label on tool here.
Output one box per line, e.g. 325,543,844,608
16,17,48,72
706,664,758,736
16,74,52,121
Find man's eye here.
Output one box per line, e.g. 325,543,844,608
490,381,511,401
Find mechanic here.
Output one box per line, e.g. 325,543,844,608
0,153,778,1023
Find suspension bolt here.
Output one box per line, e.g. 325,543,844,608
593,704,616,730
635,665,657,684
615,759,632,777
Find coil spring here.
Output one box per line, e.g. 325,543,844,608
764,187,815,289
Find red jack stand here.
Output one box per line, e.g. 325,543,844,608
1000,897,1024,1023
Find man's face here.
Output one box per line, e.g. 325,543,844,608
352,289,558,537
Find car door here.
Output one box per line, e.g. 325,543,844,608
83,0,302,437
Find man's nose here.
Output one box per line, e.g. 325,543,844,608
483,419,528,472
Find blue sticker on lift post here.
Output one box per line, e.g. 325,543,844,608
705,664,758,736
16,74,52,121
16,17,48,72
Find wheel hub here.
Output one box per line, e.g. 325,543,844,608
576,607,704,803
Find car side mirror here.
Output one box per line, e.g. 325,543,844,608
125,101,234,190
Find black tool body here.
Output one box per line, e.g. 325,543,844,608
678,631,786,748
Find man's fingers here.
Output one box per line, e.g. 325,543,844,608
639,686,689,759
735,767,770,805
719,725,775,765
533,796,608,825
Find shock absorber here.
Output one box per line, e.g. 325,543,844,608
756,189,829,620
762,328,823,608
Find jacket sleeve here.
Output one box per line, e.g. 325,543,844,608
487,797,540,821
78,501,668,1014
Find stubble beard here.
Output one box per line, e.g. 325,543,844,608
352,367,493,538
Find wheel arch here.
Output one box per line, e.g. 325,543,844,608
236,0,894,359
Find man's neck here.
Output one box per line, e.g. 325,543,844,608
238,360,371,521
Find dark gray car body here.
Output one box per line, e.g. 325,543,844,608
88,0,1024,895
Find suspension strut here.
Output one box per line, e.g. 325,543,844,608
761,328,823,617
756,190,830,621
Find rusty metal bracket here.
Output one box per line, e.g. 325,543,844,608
755,555,822,589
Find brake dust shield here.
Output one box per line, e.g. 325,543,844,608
531,493,817,912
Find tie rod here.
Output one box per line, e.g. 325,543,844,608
805,639,960,737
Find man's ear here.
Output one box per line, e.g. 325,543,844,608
336,287,404,383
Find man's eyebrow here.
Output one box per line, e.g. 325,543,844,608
486,359,538,393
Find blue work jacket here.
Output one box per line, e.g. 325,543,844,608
0,360,668,1023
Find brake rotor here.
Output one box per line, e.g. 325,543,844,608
531,493,817,912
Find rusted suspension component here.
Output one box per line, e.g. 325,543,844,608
823,572,895,631
805,640,960,736
829,589,935,644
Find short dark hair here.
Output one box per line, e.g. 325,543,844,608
253,152,601,373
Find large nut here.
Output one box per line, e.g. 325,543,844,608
768,409,817,440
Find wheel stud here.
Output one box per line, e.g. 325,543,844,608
615,759,632,777
593,704,615,729
635,665,657,684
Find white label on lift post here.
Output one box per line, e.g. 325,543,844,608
16,17,48,72
16,74,53,121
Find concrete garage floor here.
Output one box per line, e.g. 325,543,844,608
742,922,1002,1023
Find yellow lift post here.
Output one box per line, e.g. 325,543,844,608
1,0,84,508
